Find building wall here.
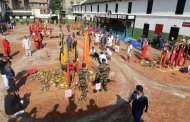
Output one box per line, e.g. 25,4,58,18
0,1,7,17
73,0,190,36
29,0,49,14
152,0,177,15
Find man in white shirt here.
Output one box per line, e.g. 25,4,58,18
107,35,113,49
95,32,100,45
127,41,133,62
99,52,108,63
22,36,32,56
106,48,112,60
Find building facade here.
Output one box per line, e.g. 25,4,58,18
0,0,8,18
73,0,190,37
62,0,84,15
29,0,49,14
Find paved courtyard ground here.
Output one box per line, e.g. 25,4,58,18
0,24,189,122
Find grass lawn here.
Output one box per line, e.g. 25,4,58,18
128,28,189,40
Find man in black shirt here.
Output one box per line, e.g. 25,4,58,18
129,85,149,122
4,89,24,116
0,53,9,89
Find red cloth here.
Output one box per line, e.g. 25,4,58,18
26,69,38,75
2,39,11,57
176,46,184,66
169,46,177,67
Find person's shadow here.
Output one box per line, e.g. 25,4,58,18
15,70,29,90
87,99,98,111
42,104,61,121
66,95,77,113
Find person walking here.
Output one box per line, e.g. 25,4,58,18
2,36,11,58
97,58,110,91
22,36,32,56
78,63,89,101
127,41,133,62
129,85,149,122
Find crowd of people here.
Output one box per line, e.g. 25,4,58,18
1,19,189,122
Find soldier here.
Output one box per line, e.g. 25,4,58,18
78,63,88,101
98,58,110,91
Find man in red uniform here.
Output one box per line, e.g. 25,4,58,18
183,44,189,66
175,44,184,67
160,46,169,67
2,37,11,57
33,33,40,49
169,45,178,67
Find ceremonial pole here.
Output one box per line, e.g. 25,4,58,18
83,22,90,69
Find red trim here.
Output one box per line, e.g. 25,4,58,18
182,22,190,27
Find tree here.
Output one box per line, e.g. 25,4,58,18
50,0,62,14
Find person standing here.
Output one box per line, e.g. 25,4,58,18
66,35,73,51
66,23,70,32
78,63,88,101
2,36,11,58
182,44,190,66
107,35,113,49
22,36,32,56
97,58,110,91
169,44,178,67
141,36,148,61
89,35,92,48
115,35,120,53
33,33,40,50
129,85,149,122
160,46,169,67
4,89,24,116
0,53,9,89
4,60,16,91
100,33,107,50
95,32,100,46
127,41,133,62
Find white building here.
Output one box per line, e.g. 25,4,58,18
72,0,190,38
0,0,7,18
